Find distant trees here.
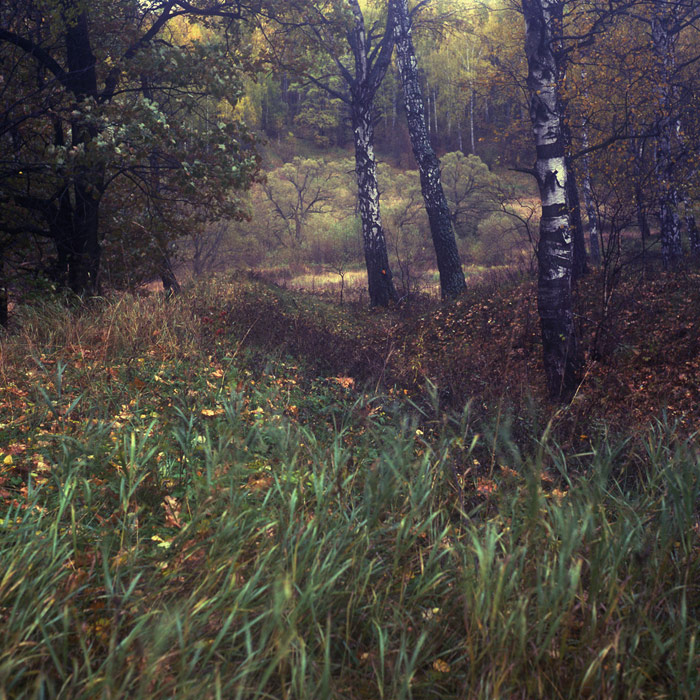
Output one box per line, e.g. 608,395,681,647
261,157,338,250
440,152,500,239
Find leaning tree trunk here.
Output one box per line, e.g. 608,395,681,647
391,0,466,299
345,0,398,306
522,0,580,402
351,98,397,306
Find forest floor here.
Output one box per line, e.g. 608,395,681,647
0,263,698,698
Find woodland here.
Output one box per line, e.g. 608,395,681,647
1,0,699,698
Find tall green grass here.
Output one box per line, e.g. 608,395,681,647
1,367,698,698
0,283,698,698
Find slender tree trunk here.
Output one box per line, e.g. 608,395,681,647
469,88,476,155
0,250,7,328
683,196,700,259
345,0,397,306
352,99,397,306
433,88,439,137
391,0,466,299
426,93,431,135
522,0,580,402
581,163,600,265
559,92,587,279
651,8,683,265
580,111,600,264
566,157,587,280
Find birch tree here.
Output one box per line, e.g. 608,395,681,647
390,0,466,299
521,0,580,401
262,0,398,305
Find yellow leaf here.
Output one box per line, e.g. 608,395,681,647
433,659,451,673
201,408,225,417
3,455,12,465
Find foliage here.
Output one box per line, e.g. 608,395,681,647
0,0,259,295
440,152,501,239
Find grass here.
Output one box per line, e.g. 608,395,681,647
0,274,698,698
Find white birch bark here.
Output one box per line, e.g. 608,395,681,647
347,0,397,305
521,0,580,401
390,0,466,298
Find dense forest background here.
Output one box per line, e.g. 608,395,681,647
1,1,699,698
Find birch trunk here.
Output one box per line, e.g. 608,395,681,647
391,0,466,299
352,100,397,306
522,0,580,401
348,0,397,306
580,109,600,264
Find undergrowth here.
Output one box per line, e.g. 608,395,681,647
0,276,698,698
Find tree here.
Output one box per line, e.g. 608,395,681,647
440,152,500,239
521,0,580,401
390,0,466,299
260,157,338,249
0,0,260,306
644,0,700,265
261,0,398,306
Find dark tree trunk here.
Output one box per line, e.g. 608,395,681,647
352,98,397,306
651,9,683,266
566,160,587,280
0,250,7,328
684,204,700,260
522,0,581,402
560,97,587,279
390,0,466,299
159,257,181,296
64,9,103,294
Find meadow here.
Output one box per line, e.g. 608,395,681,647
1,271,698,698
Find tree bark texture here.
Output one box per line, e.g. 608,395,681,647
390,0,466,299
522,0,580,402
352,100,397,306
580,121,600,264
347,0,398,306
